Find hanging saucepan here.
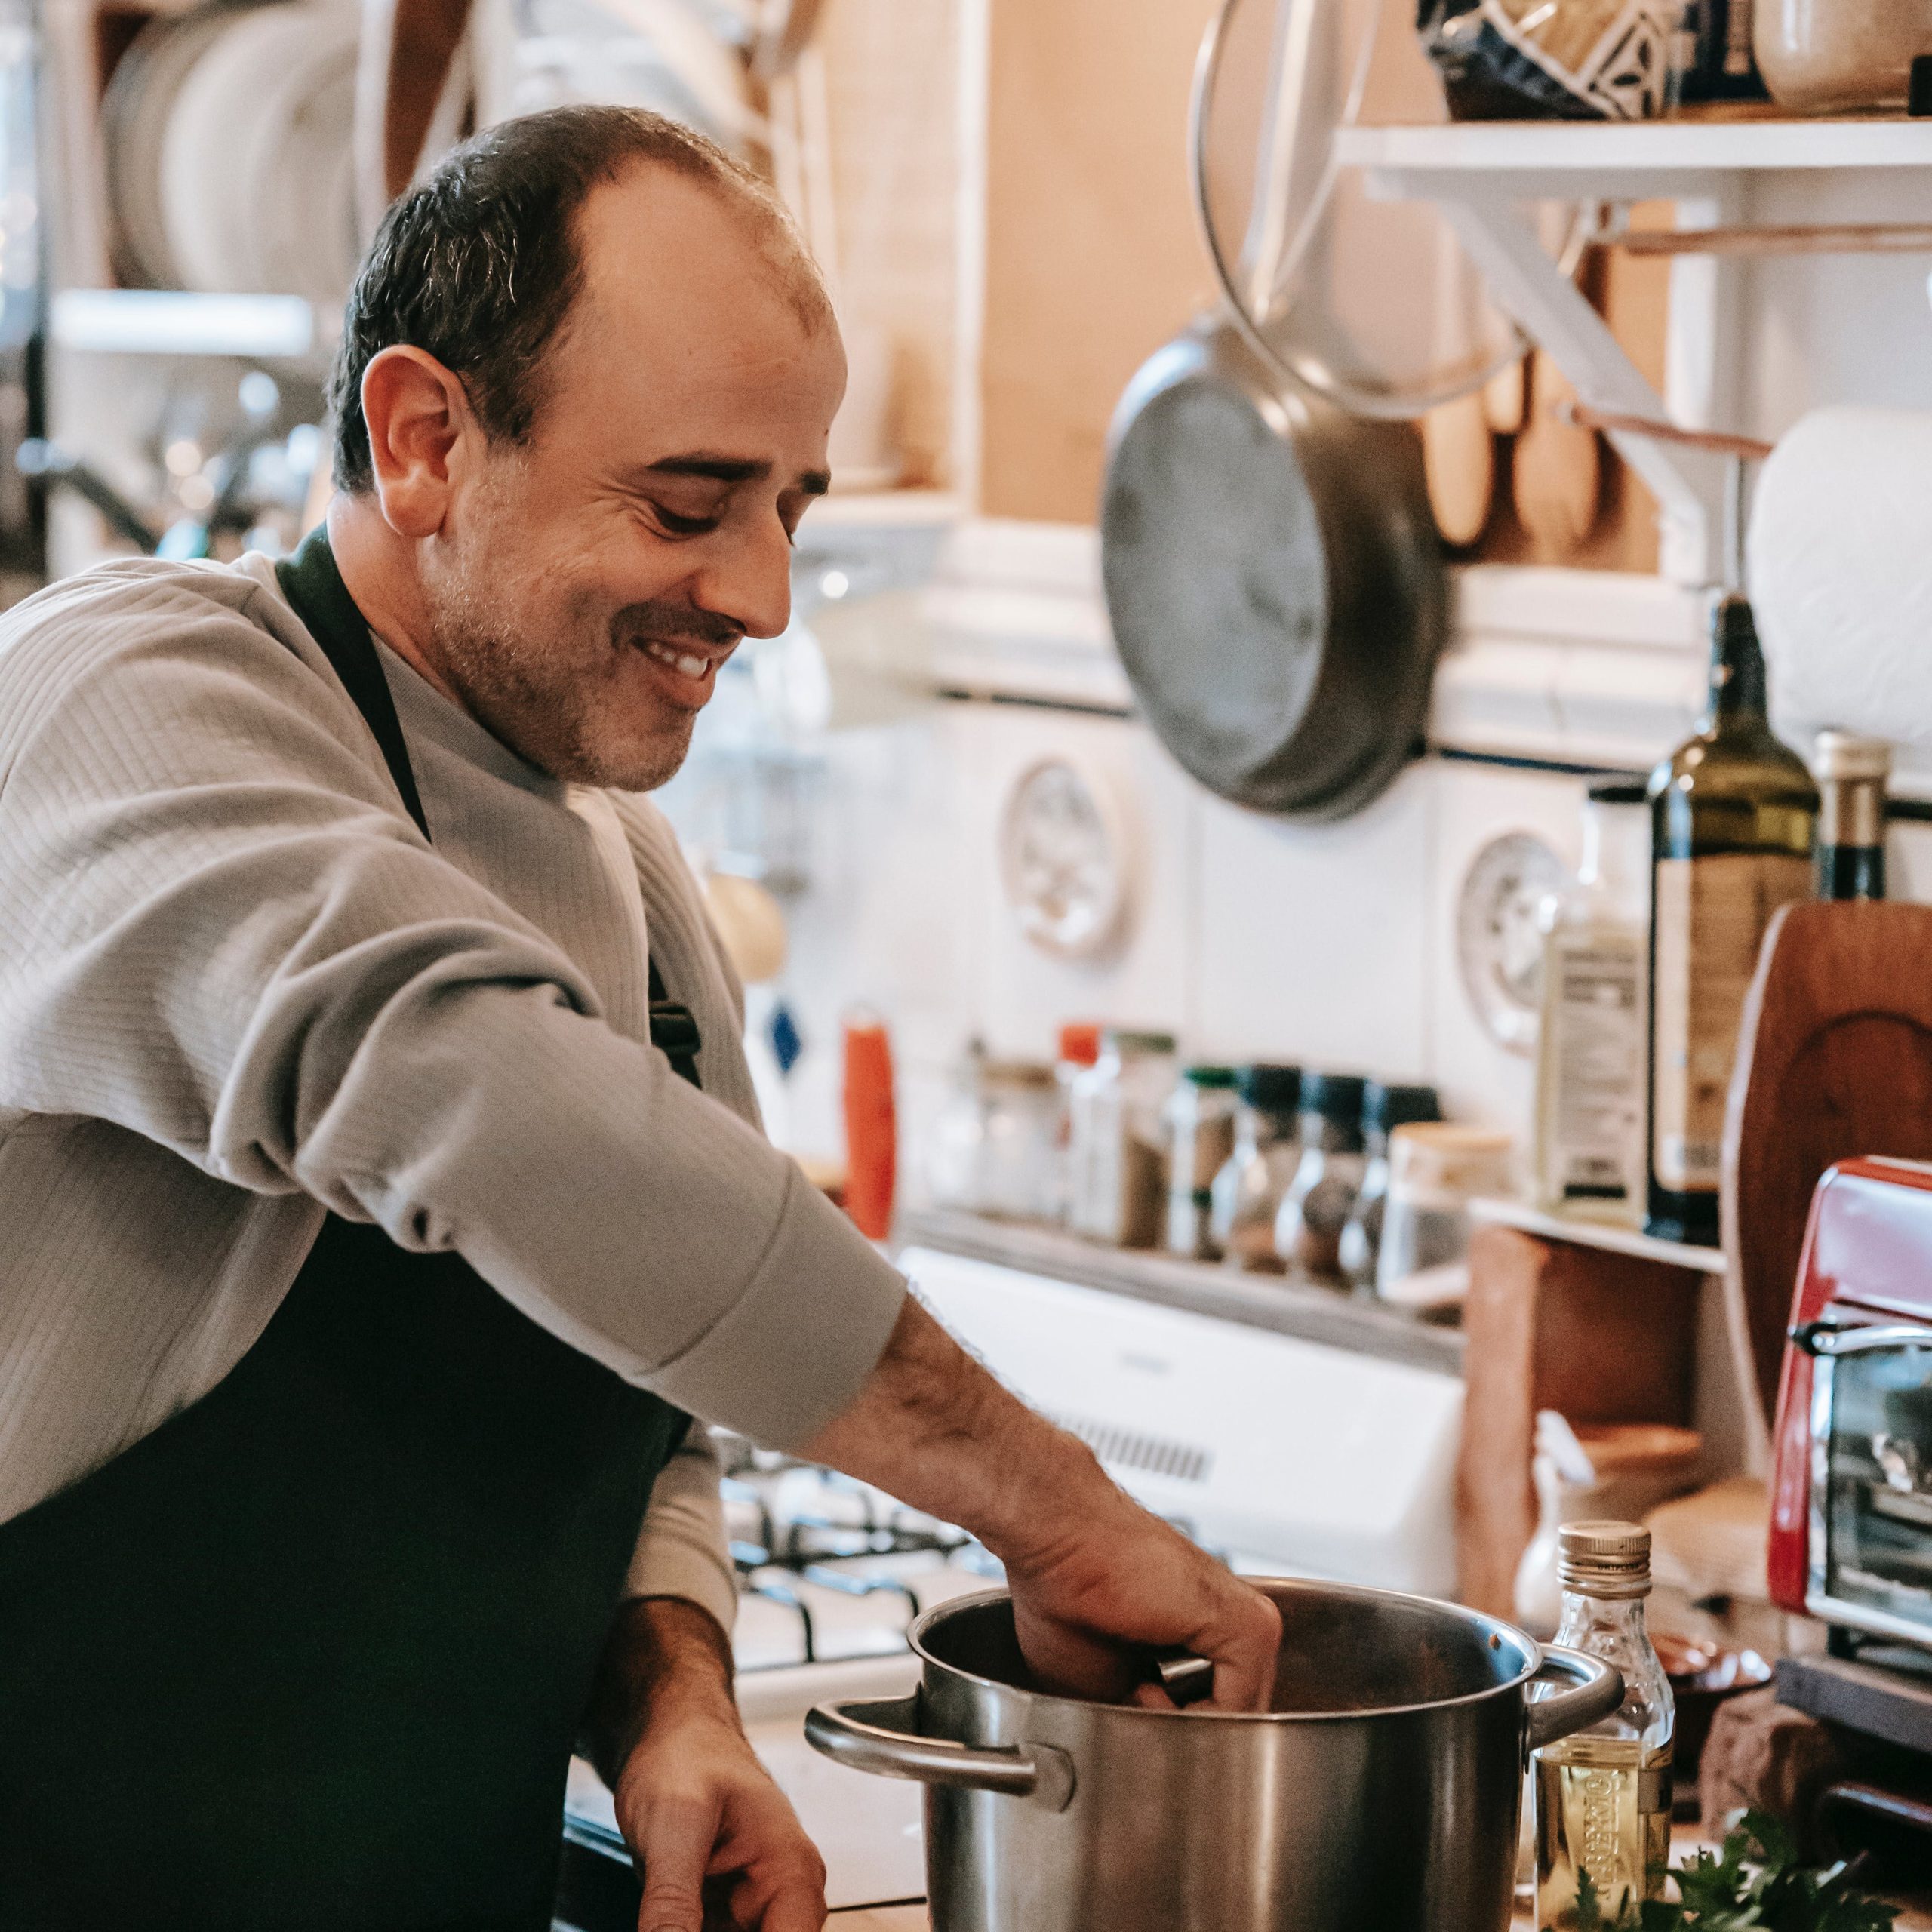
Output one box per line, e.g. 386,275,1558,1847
1100,321,1447,820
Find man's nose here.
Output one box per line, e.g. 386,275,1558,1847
691,513,794,643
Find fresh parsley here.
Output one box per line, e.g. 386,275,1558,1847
1540,1812,1898,1932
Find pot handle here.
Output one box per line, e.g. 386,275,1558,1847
805,1694,1076,1812
1524,1644,1626,1753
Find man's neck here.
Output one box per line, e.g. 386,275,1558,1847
325,495,465,708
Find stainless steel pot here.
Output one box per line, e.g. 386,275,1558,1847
805,1579,1622,1931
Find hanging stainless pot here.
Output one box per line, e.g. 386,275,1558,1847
805,1578,1621,1932
1100,320,1449,823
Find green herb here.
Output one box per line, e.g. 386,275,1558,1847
1540,1814,1898,1932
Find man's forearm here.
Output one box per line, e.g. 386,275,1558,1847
583,1596,737,1790
797,1294,1107,1565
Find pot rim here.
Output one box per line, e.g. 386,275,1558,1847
907,1579,1547,1725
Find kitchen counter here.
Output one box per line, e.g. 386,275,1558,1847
896,1206,1466,1378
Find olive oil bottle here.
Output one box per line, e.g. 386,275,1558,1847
1534,1523,1674,1932
1646,595,1816,1245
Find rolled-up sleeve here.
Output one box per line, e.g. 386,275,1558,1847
625,1427,737,1635
0,571,905,1448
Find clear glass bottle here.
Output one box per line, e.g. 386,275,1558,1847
1534,780,1651,1226
1340,1081,1440,1290
1066,1029,1177,1248
924,1044,1063,1222
1164,1066,1239,1260
1813,730,1890,903
1051,1022,1103,1226
1209,1065,1303,1273
1534,1521,1675,1932
1647,593,1817,1246
1275,1072,1368,1281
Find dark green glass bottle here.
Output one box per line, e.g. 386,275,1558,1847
1646,595,1817,1246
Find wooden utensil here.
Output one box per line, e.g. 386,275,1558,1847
1420,221,1497,549
1423,390,1494,549
1482,355,1527,435
1724,900,1932,1432
1512,350,1601,559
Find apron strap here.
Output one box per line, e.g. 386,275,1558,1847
275,526,704,1088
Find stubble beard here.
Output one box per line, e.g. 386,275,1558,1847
426,531,696,794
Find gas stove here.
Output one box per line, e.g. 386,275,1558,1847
555,1441,992,1929
718,1438,1003,1672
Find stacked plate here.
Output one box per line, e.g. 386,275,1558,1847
103,0,360,307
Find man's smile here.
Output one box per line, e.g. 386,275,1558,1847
633,633,737,704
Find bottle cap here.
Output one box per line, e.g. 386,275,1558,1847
1558,1519,1652,1599
1586,775,1649,808
1237,1063,1302,1114
1364,1081,1441,1133
1105,1028,1177,1057
1057,1023,1102,1068
1301,1071,1366,1126
1812,730,1892,786
1183,1065,1238,1088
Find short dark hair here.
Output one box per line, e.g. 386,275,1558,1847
328,106,801,492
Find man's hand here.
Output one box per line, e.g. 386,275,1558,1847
801,1297,1281,1712
585,1598,826,1932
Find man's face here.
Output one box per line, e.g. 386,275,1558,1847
423,170,845,789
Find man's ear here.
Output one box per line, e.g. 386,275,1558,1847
359,345,475,539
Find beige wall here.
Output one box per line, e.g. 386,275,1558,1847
980,0,1222,525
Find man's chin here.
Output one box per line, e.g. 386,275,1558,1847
569,721,697,793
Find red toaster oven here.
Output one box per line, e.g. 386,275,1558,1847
1769,1158,1932,1644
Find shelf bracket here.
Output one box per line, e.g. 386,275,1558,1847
1361,165,1728,586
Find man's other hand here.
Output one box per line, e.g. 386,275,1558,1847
588,1598,826,1932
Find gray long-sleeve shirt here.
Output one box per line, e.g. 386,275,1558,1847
0,551,907,1625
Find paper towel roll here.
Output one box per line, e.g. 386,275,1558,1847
1750,407,1932,750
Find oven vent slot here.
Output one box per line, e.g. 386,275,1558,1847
1048,1414,1213,1485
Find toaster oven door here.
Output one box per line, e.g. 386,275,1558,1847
1798,1321,1932,1644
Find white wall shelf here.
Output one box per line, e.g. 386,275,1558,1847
1335,118,1932,186
51,290,323,362
1339,118,1932,587
1470,1195,1725,1275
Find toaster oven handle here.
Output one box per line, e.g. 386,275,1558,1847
1791,1321,1932,1358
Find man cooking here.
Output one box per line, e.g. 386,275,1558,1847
0,106,1280,1932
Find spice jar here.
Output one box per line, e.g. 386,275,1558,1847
1339,1081,1441,1290
1209,1066,1302,1272
1275,1073,1368,1281
1756,2,1931,112
1375,1122,1513,1311
1066,1029,1177,1247
1164,1066,1239,1260
924,1046,1063,1223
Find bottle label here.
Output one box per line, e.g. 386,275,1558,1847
1545,928,1645,1202
1652,853,1810,1192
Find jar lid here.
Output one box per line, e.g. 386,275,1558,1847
1237,1063,1302,1112
1057,1023,1103,1067
1558,1519,1651,1598
1364,1081,1441,1132
1105,1028,1177,1057
1183,1065,1238,1088
980,1058,1057,1091
1300,1072,1366,1124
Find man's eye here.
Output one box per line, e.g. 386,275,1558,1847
653,504,722,537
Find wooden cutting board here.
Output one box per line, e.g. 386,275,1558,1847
1724,900,1932,1427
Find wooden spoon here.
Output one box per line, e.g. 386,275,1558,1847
1423,391,1494,549
1482,354,1527,435
1512,349,1600,559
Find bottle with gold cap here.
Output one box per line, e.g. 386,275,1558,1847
1812,730,1890,902
1533,1521,1675,1931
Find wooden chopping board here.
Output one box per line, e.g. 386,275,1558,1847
1724,899,1932,1426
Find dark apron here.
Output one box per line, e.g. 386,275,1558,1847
0,526,700,1931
